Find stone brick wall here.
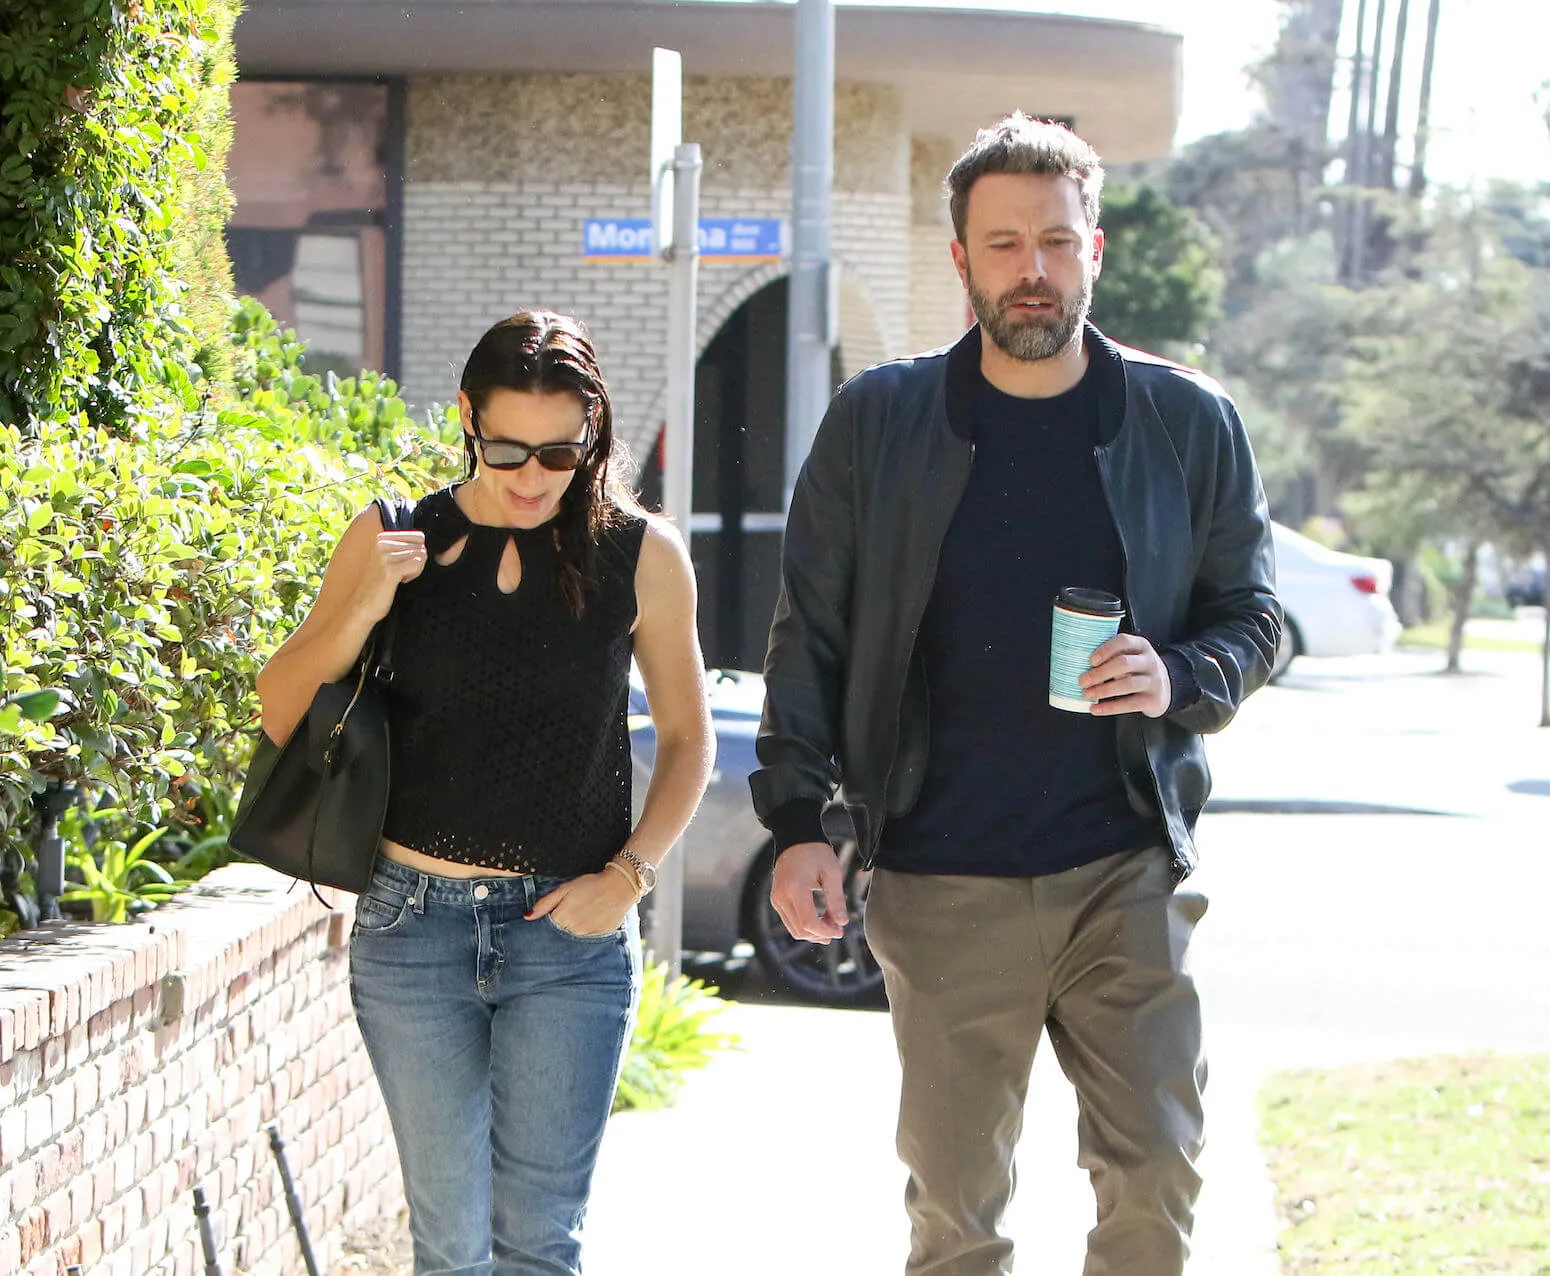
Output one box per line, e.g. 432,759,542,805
406,74,904,196
909,135,970,358
0,866,401,1276
909,226,968,357
397,73,919,458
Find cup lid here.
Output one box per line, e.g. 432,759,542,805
1054,587,1124,616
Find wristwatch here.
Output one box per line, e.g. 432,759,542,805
614,847,657,895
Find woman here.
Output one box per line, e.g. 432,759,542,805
256,310,714,1275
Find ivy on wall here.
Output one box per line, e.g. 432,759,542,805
0,0,239,430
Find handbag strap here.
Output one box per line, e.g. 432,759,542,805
370,496,418,686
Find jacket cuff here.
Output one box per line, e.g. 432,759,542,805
1160,648,1201,715
765,799,830,853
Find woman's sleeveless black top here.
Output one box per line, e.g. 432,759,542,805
380,486,647,876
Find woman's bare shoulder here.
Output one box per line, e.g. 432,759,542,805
635,513,689,569
631,514,695,619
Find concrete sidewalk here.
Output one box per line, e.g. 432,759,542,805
584,995,1282,1275
582,646,1550,1274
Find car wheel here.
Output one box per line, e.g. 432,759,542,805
747,839,886,1007
1269,618,1299,682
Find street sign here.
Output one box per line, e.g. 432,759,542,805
583,217,785,262
701,218,786,260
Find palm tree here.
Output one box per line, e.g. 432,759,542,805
1407,0,1443,197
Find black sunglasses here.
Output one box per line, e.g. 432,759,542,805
470,412,588,472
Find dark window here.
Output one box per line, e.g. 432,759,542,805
227,81,399,378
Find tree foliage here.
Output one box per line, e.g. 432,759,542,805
1089,183,1222,354
1211,233,1362,520
1140,125,1327,309
1341,196,1550,559
0,0,238,430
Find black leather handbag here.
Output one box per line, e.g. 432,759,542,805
229,496,417,895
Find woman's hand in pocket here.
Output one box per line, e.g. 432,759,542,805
527,870,636,937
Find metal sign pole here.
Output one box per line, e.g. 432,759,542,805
784,0,836,508
648,141,702,982
641,48,700,980
661,145,702,565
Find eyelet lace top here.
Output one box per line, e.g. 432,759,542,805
379,486,647,876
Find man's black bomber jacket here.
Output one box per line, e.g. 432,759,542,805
749,322,1282,883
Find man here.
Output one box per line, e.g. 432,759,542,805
749,114,1281,1276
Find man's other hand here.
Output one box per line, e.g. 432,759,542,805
769,840,849,943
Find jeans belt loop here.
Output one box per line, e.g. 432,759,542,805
411,873,428,914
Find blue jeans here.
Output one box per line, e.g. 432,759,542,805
349,856,641,1275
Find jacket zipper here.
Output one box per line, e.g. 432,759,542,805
865,441,975,868
1093,443,1179,874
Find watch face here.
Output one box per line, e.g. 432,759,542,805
638,861,658,891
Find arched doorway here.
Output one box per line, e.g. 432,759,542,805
641,276,847,671
689,277,789,672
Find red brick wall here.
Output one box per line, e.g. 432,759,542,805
0,865,404,1275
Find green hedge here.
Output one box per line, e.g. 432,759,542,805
0,303,458,848
0,0,239,430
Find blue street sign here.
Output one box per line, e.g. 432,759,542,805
583,217,786,262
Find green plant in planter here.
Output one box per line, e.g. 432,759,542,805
54,803,208,923
229,298,464,461
613,963,741,1114
62,823,182,923
1,295,462,902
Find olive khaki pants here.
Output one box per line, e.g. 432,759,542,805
865,847,1208,1276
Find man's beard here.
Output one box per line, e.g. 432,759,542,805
965,266,1091,363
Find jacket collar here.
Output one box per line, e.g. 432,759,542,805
942,319,1128,446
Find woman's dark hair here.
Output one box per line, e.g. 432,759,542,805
459,310,640,616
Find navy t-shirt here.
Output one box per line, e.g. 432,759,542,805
876,366,1164,877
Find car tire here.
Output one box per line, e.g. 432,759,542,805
746,839,887,1008
1269,617,1300,682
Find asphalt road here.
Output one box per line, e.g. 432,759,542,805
1196,642,1550,1069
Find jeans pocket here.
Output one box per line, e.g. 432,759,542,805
354,881,412,935
543,914,623,944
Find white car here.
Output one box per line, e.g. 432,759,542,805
1270,521,1401,678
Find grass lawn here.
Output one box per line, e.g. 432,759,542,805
1398,622,1544,654
1258,1054,1550,1274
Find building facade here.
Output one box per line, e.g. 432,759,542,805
232,0,1182,669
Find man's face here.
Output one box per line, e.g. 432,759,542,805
951,171,1104,363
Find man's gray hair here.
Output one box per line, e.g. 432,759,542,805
945,113,1105,241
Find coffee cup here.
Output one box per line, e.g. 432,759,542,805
1049,587,1125,713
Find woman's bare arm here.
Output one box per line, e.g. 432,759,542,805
624,518,715,867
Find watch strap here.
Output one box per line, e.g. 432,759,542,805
614,847,656,893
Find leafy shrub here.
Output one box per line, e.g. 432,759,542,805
229,298,463,459
613,963,741,1113
0,302,459,852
